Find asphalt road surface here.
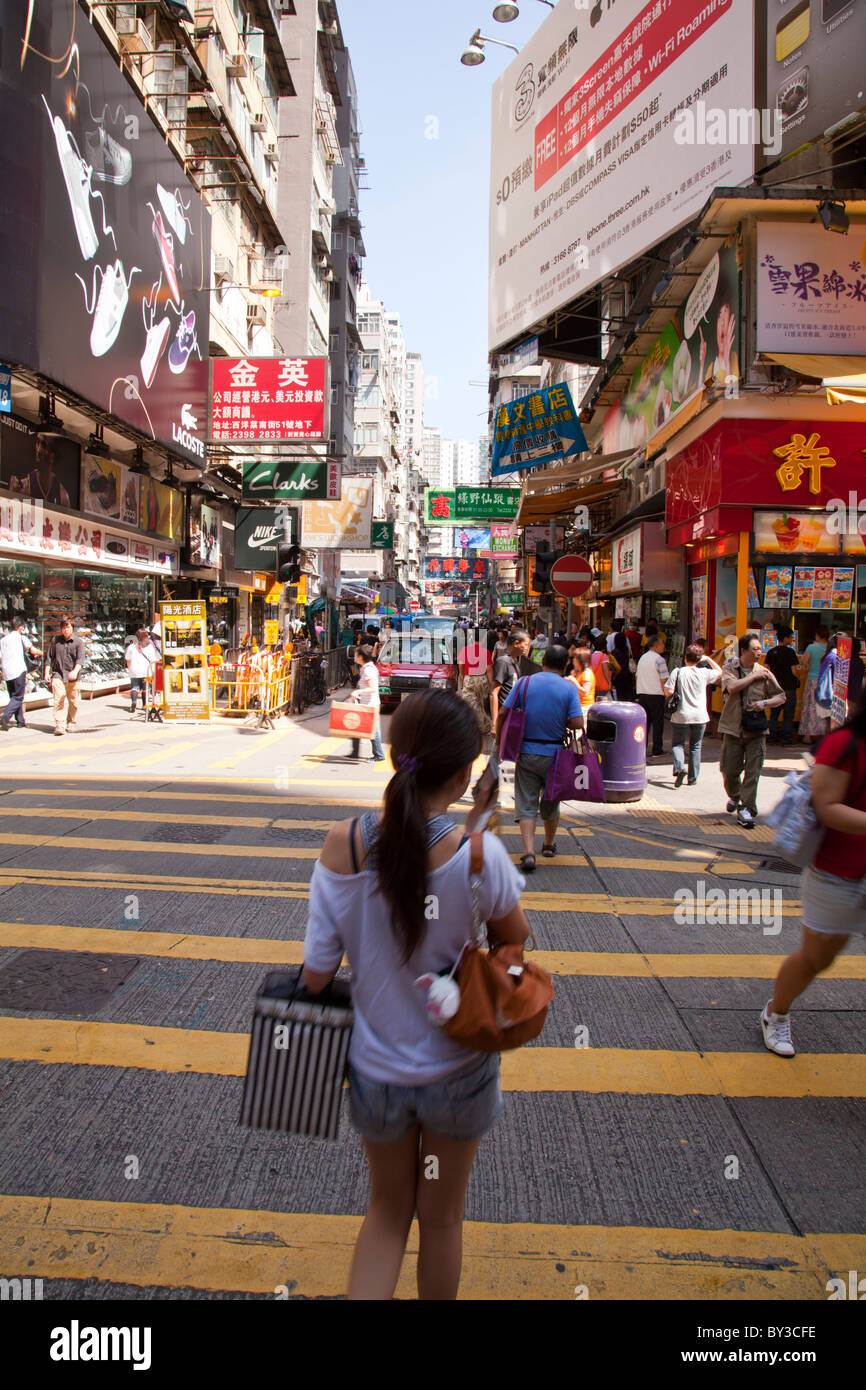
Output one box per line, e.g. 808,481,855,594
0,698,863,1299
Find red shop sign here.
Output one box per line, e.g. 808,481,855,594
666,419,866,530
210,358,327,443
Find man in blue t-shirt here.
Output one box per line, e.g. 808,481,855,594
496,645,584,872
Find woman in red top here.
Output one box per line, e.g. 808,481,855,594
761,697,866,1057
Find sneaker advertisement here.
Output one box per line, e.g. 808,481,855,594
0,0,210,465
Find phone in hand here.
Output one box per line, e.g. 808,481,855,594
471,757,500,832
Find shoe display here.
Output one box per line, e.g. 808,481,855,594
51,112,98,260
168,310,198,374
157,183,188,244
84,126,132,185
140,314,171,388
90,260,129,357
761,1001,795,1057
152,211,180,303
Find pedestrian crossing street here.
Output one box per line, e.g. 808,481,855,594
0,757,863,1300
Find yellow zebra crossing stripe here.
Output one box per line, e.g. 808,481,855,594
1,1194,860,1298
1,1016,863,1097
2,920,864,978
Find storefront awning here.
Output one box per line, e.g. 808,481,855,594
522,449,634,494
517,479,622,525
761,352,866,404
824,373,866,405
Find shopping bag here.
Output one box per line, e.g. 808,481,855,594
499,676,531,762
240,968,353,1140
329,701,376,739
544,740,606,803
765,766,824,867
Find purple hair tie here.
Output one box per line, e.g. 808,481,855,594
398,754,421,775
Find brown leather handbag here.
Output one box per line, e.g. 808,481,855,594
443,835,553,1053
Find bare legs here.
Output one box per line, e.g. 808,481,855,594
347,1127,482,1300
770,924,850,1014
519,810,559,859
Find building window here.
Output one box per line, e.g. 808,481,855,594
332,232,343,250
331,385,339,406
329,333,340,354
362,352,378,371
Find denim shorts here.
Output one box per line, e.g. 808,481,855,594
801,865,866,936
347,1051,503,1144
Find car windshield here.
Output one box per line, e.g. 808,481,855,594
379,634,454,665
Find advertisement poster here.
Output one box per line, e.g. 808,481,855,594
753,510,839,555
791,566,854,609
81,454,140,527
759,0,866,164
0,0,210,462
301,478,373,550
611,526,642,593
211,359,327,443
691,574,707,641
603,232,741,454
489,0,753,348
757,223,866,355
188,496,221,569
747,568,760,609
831,632,852,728
491,383,587,476
1,416,81,510
715,560,738,653
763,566,793,608
454,527,491,552
139,475,184,544
160,601,210,720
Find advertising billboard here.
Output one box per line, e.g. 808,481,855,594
160,600,210,720
241,455,339,503
211,358,327,442
188,495,222,569
489,0,753,349
234,508,290,572
603,231,741,454
80,453,140,527
300,479,374,550
491,381,587,476
0,0,210,462
758,0,866,165
756,222,866,356
1,415,81,510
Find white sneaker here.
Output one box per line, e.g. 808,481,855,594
90,260,129,357
51,112,98,260
761,1001,795,1057
737,807,754,828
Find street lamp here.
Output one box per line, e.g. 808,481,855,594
460,27,520,65
493,1,554,20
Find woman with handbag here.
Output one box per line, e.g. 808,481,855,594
348,644,386,763
302,690,530,1299
610,630,635,701
762,691,866,1056
663,644,722,787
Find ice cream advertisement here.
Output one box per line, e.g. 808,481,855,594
603,231,741,455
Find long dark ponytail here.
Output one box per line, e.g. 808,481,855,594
376,689,481,963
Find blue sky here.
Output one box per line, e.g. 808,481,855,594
338,0,549,444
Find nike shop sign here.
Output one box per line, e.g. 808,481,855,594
0,0,211,463
234,508,294,571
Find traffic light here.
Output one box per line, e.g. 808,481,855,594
532,548,559,596
277,544,301,584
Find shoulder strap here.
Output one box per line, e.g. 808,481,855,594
349,818,360,875
469,831,484,877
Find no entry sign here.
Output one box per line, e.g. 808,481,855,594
551,555,593,598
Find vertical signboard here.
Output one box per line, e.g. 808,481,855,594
160,600,210,720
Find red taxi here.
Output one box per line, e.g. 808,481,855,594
376,623,457,710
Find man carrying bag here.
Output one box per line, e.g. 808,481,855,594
719,633,786,829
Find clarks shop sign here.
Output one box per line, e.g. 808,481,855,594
241,457,340,503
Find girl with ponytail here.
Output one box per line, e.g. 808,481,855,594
302,689,529,1300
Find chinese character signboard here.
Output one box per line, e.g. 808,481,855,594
425,487,521,525
611,525,642,593
757,223,866,355
424,557,490,582
240,456,339,502
371,521,394,550
300,478,374,550
832,633,853,728
791,567,854,611
210,358,327,442
0,495,176,576
499,590,524,606
159,600,210,721
491,383,587,477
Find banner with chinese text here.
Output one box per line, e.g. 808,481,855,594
424,488,520,526
491,383,587,476
160,601,210,720
210,358,327,442
424,557,490,582
757,223,866,355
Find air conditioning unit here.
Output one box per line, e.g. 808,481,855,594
247,302,266,325
226,52,248,77
265,143,278,162
214,255,233,280
117,19,152,54
251,112,267,132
